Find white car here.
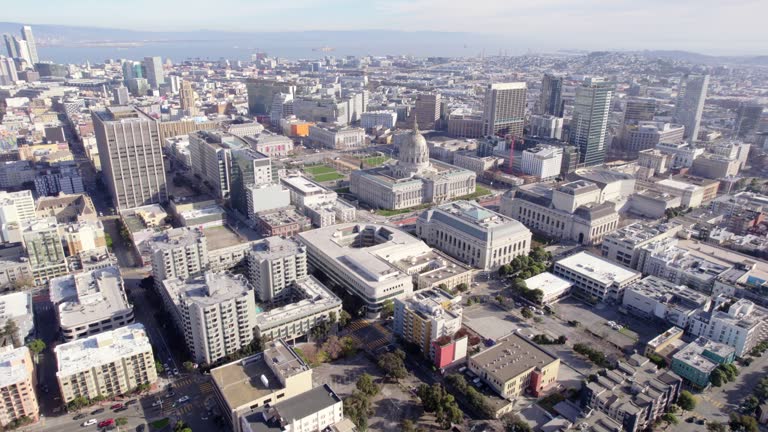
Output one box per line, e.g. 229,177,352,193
82,419,97,427
151,400,163,407
177,396,190,403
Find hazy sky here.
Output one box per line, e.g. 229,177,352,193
4,0,767,54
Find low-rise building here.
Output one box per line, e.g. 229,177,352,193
211,339,313,432
553,251,641,303
416,200,531,271
55,323,158,403
34,193,97,224
254,207,311,238
636,237,732,293
520,145,563,180
308,123,365,150
360,111,397,130
583,355,682,432
161,272,257,365
0,292,34,345
469,332,560,406
622,276,711,328
280,175,355,227
393,288,466,368
671,337,735,388
0,346,38,427
20,218,67,286
241,384,344,432
253,276,341,343
649,176,719,208
247,183,291,218
49,266,134,341
644,327,685,361
523,272,573,305
501,181,619,246
61,220,107,255
600,221,682,269
451,151,501,177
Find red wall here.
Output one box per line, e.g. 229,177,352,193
434,342,456,369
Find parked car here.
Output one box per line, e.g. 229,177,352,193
172,368,179,376
73,413,87,421
110,403,123,410
82,418,97,427
125,399,137,406
98,419,115,428
151,400,163,407
90,408,105,415
178,395,190,403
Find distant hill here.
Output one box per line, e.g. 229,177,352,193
634,50,768,66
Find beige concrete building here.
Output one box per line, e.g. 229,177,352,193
49,266,134,341
482,82,527,138
211,339,313,432
0,346,38,427
162,272,257,365
55,324,158,403
148,227,209,288
469,332,559,407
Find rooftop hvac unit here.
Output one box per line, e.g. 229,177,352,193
260,374,269,387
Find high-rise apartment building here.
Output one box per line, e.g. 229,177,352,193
539,73,564,116
142,56,164,88
161,272,257,364
55,324,158,403
0,346,38,428
148,227,208,287
674,74,709,141
92,106,168,209
482,82,527,138
248,236,307,301
246,79,296,115
230,149,271,217
734,102,763,138
20,218,67,286
20,26,38,65
413,93,441,130
179,80,198,116
3,35,18,58
0,190,35,243
570,77,613,166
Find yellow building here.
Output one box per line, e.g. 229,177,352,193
0,346,38,427
469,333,560,402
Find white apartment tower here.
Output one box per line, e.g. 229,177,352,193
482,82,527,138
248,236,308,302
674,74,709,141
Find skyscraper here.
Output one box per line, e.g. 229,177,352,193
179,80,198,116
143,56,164,88
92,106,168,209
3,35,18,58
12,38,31,66
413,92,441,130
20,26,38,65
569,77,614,166
624,97,656,123
246,79,296,115
539,74,564,117
734,102,763,138
0,56,18,85
674,74,709,141
121,61,134,82
112,86,129,105
482,82,527,138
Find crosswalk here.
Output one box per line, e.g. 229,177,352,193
346,319,370,332
174,377,194,387
199,382,214,394
176,404,195,414
700,394,726,409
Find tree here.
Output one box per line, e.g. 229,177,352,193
416,384,461,429
661,413,678,425
355,373,379,398
706,421,728,432
26,339,45,357
116,418,128,426
174,420,192,432
328,311,337,325
755,376,768,401
455,283,468,292
344,391,372,431
504,414,533,432
155,360,164,374
710,368,726,387
521,307,533,319
67,396,89,412
741,395,759,414
104,233,113,248
310,321,332,342
381,300,395,319
378,352,407,382
729,413,759,432
677,391,696,411
338,310,351,328
3,319,20,347
183,361,195,372
401,419,417,432
498,264,512,277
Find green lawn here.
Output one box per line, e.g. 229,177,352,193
455,185,492,201
304,165,336,175
363,156,390,167
313,172,344,182
375,203,432,216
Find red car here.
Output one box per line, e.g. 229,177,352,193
98,419,114,428
110,403,123,410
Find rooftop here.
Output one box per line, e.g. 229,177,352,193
524,272,572,296
256,207,309,227
255,276,341,330
603,221,681,246
281,175,332,196
673,337,735,374
556,252,640,286
211,339,310,410
244,384,341,432
55,323,152,377
471,332,559,382
250,236,305,261
49,266,131,328
626,276,710,309
420,200,530,241
0,346,32,389
165,272,253,307
401,287,462,322
147,227,205,252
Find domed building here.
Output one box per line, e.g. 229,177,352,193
351,122,476,210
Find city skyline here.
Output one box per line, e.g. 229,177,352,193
2,0,767,55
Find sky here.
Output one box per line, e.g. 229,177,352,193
4,0,768,54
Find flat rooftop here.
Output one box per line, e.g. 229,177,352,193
255,276,341,330
423,200,530,241
0,346,32,389
211,340,310,410
250,236,305,261
673,337,734,374
555,252,640,286
524,272,572,296
49,266,131,328
203,225,242,250
165,272,252,307
147,227,205,251
471,332,558,382
281,175,330,196
244,384,341,432
55,323,152,377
